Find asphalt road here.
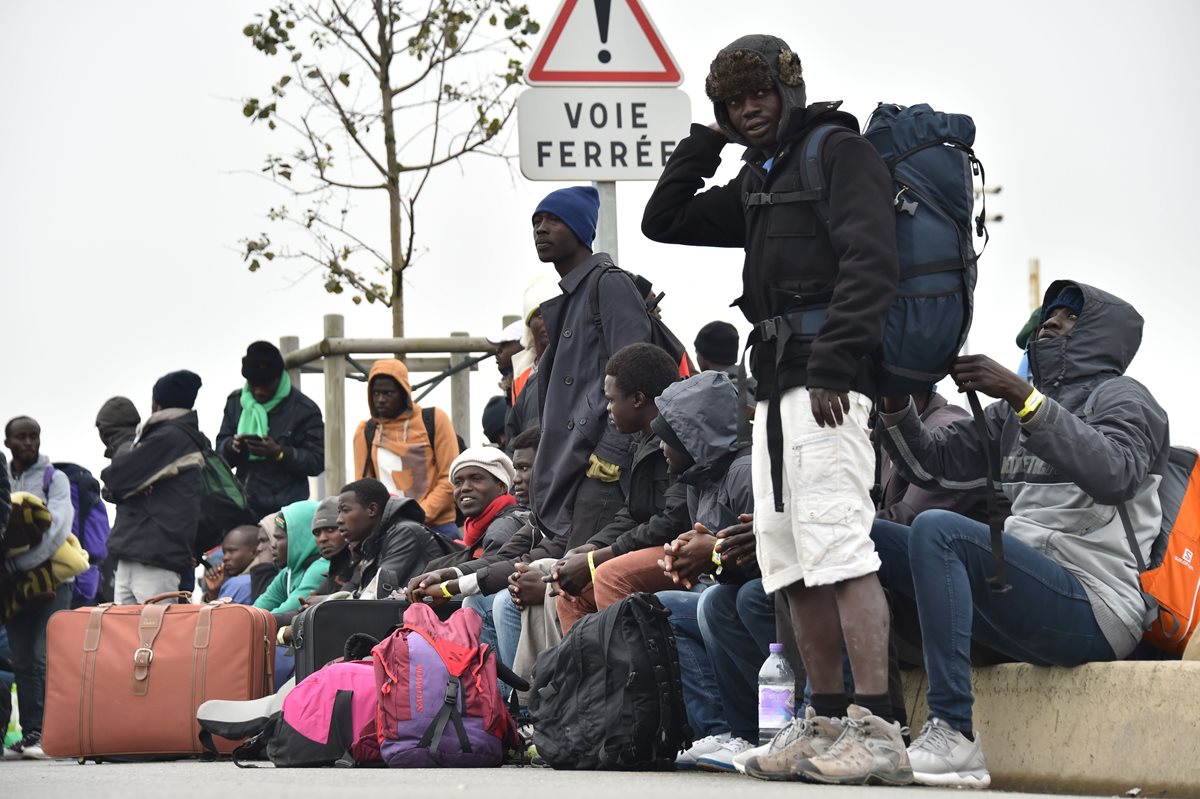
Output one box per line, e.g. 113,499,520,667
0,758,1105,799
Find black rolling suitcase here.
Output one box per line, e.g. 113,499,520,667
291,599,409,681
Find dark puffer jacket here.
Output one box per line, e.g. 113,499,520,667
642,34,898,397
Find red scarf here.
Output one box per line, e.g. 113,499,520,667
463,493,518,555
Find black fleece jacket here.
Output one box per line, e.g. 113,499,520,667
642,105,898,396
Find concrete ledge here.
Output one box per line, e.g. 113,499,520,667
902,659,1200,797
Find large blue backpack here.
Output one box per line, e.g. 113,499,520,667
800,103,986,396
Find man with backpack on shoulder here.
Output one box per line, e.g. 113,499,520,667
352,359,462,540
530,186,653,553
102,370,208,605
643,35,909,785
3,417,75,759
873,282,1169,788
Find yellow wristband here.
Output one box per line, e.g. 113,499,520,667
440,581,452,598
1017,388,1045,419
277,626,288,646
711,542,723,576
587,549,597,582
275,449,285,462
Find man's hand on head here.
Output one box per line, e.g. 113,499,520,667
809,387,851,428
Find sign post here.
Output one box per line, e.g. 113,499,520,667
518,0,688,262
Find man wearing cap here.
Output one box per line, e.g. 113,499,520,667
481,396,509,449
103,369,210,604
530,186,653,550
505,276,558,449
487,320,526,401
643,35,906,784
217,341,325,519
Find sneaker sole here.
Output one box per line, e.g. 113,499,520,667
913,769,991,789
695,759,738,773
796,766,915,786
743,758,803,782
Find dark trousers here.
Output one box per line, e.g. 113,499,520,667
566,475,624,550
4,581,72,736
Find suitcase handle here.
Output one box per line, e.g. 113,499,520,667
143,591,192,605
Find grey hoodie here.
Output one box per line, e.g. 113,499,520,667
7,453,75,572
879,281,1169,657
654,371,754,535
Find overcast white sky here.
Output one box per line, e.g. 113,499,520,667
3,0,1197,494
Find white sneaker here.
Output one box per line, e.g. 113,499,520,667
675,733,729,769
907,717,990,789
697,737,753,772
732,741,768,774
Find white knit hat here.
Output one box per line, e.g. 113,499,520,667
449,446,516,490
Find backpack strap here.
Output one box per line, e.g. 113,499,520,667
419,675,471,762
587,261,627,366
965,390,1011,593
421,407,438,468
363,419,378,479
42,464,55,499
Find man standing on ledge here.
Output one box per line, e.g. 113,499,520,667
643,35,907,785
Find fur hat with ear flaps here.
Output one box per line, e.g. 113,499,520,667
706,34,806,148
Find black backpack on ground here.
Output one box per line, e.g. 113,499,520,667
529,592,691,770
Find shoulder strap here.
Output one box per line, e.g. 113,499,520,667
42,464,55,497
364,420,378,479
421,407,437,467
587,262,626,365
798,124,853,228
965,390,1010,593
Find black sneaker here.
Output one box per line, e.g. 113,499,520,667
18,732,47,760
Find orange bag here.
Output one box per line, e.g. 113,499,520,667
1138,448,1200,654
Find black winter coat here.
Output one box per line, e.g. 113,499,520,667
216,387,325,519
642,105,899,397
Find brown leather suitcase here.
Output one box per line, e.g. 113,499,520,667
42,592,275,759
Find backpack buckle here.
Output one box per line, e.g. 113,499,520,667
753,318,780,343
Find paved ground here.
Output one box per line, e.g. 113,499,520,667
0,758,1107,798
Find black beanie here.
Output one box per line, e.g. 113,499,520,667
242,341,285,385
694,321,740,366
482,395,508,443
153,370,203,410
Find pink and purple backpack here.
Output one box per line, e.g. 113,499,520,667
371,602,518,767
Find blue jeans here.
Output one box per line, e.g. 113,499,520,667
464,593,499,655
657,588,725,738
429,522,462,541
4,581,72,736
872,512,1116,733
696,579,775,741
491,589,525,672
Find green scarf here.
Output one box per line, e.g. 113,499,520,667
237,372,291,459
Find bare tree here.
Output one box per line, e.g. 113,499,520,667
239,0,538,336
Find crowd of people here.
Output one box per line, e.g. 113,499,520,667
1,32,1175,790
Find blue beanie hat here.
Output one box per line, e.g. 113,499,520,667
533,186,600,250
1045,286,1084,317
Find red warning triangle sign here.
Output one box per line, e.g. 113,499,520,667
526,0,683,86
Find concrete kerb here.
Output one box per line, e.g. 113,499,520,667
902,656,1200,797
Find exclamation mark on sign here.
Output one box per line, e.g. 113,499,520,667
594,0,612,63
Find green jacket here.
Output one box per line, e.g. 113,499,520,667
253,500,324,614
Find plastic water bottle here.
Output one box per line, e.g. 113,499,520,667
758,643,796,744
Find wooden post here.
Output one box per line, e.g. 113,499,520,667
450,331,471,447
323,314,346,497
1029,258,1042,311
279,335,301,391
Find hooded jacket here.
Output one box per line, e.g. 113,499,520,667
103,410,207,574
532,254,654,538
217,384,325,519
642,35,897,397
343,496,446,598
656,371,755,536
6,454,74,572
253,500,325,614
878,281,1170,658
352,359,459,527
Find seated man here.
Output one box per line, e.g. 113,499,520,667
202,524,279,604
252,500,323,615
337,479,446,599
551,343,686,631
872,282,1168,788
310,496,353,595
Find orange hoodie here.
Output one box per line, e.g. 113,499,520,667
352,359,458,527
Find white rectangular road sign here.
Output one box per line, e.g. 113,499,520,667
518,87,692,181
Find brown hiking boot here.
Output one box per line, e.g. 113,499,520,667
743,707,843,781
793,704,914,786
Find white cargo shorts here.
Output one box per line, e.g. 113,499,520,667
753,387,879,593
